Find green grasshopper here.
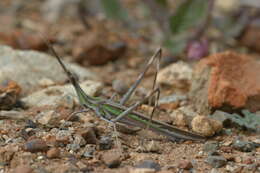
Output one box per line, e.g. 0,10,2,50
47,43,206,142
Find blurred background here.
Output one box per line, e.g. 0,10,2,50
0,0,260,63
0,0,259,86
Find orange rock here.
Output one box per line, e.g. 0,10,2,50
190,51,260,113
47,148,60,158
0,29,55,51
0,80,21,110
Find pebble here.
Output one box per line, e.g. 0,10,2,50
191,116,223,136
225,164,240,172
67,143,80,152
170,110,188,127
0,80,21,110
130,168,156,173
137,141,161,153
98,136,113,150
13,165,34,173
232,138,256,152
205,155,227,168
47,148,60,158
203,141,219,153
102,149,122,168
112,79,129,95
157,61,192,90
210,110,231,127
73,134,86,147
24,139,49,153
79,127,98,144
135,160,161,172
82,145,95,158
209,168,220,173
177,160,193,170
36,110,56,125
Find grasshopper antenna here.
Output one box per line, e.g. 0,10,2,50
40,35,78,85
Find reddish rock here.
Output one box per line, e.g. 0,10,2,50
72,30,126,66
47,148,60,158
0,80,22,110
24,139,49,153
79,127,98,144
177,160,193,170
190,51,260,114
0,29,55,51
13,165,34,173
101,149,122,168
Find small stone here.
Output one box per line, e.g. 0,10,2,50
82,145,95,158
130,168,156,173
38,78,55,87
209,168,220,173
170,110,188,127
98,136,113,150
112,79,128,95
225,164,240,172
205,155,227,168
137,141,160,153
24,139,49,153
203,141,219,153
102,149,122,168
13,165,34,173
0,80,21,110
67,143,80,152
191,116,223,136
79,127,98,144
157,61,192,90
222,140,233,146
46,148,60,158
242,157,254,164
220,146,232,153
177,160,193,170
210,110,231,127
232,139,255,152
159,94,186,111
73,134,86,147
135,160,161,172
234,156,242,163
37,110,56,125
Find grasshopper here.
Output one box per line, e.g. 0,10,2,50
47,43,206,142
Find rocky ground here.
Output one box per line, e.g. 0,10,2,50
0,0,259,173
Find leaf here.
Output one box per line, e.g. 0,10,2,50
226,110,260,132
155,0,168,7
100,0,128,20
164,34,189,55
169,0,208,34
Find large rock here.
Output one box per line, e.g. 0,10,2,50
0,46,97,96
21,80,103,107
190,51,260,114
